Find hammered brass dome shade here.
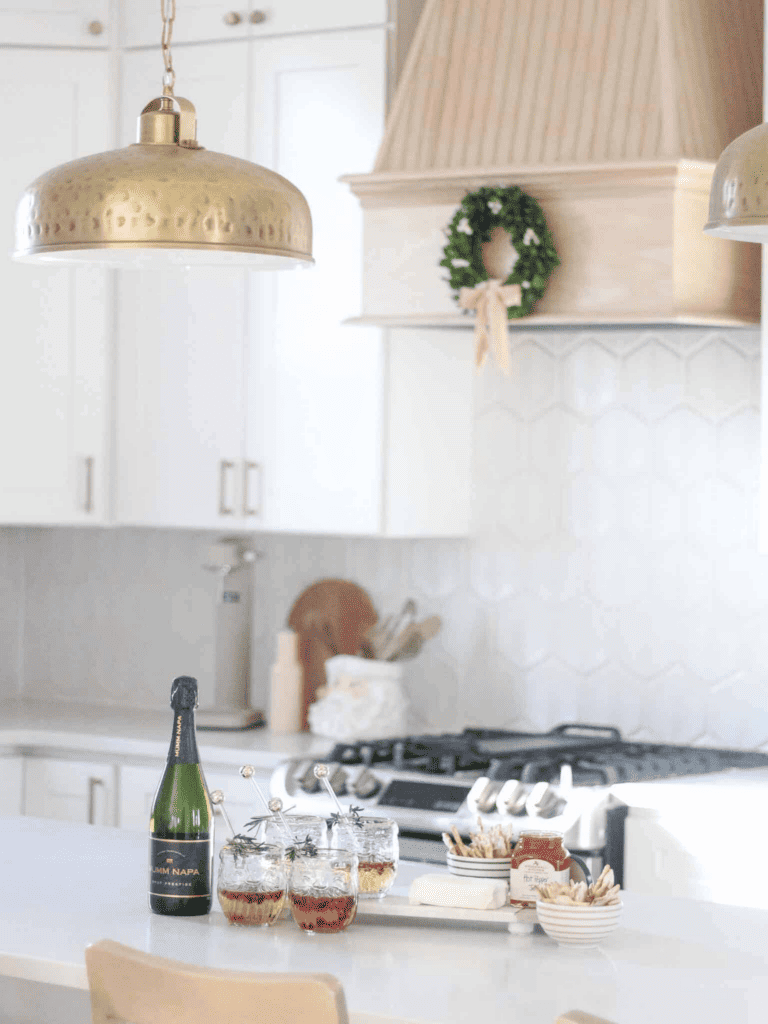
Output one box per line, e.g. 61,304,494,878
705,122,768,243
13,99,313,268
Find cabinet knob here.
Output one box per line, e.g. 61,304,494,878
223,11,242,25
88,19,104,35
250,10,267,23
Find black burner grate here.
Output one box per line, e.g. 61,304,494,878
327,725,768,785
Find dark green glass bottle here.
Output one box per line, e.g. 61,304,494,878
149,676,214,916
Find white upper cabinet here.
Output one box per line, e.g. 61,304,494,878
0,1,110,47
115,43,252,529
114,23,471,537
120,0,387,48
247,29,384,535
248,29,472,536
0,49,110,525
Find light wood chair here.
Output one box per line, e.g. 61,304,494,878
555,1012,617,1024
84,939,349,1024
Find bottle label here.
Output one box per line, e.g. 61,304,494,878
150,837,211,899
509,859,570,904
167,710,200,765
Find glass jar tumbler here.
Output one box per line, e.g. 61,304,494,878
331,816,399,899
287,848,358,933
217,843,288,926
256,814,329,850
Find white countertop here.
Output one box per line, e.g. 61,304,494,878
0,699,329,768
1,816,766,1024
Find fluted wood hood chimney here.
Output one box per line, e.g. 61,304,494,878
343,0,763,328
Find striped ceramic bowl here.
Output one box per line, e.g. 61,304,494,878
446,853,511,880
535,899,623,948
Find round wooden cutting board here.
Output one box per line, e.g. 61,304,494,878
287,578,378,730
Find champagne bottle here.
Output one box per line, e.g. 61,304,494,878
149,676,214,916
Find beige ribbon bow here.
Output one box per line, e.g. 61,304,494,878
458,278,522,373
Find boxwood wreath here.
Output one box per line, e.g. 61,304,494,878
440,185,560,320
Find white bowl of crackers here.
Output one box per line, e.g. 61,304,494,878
535,866,622,948
443,823,514,880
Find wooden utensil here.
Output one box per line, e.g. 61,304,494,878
387,615,442,661
378,599,417,659
286,579,378,730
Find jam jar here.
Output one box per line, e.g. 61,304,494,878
509,831,571,908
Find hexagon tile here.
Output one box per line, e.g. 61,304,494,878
10,327,768,753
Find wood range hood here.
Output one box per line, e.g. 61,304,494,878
343,0,763,329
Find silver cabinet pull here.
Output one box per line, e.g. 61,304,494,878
87,777,104,825
84,456,94,514
243,461,261,517
223,11,241,24
218,460,236,515
250,10,266,23
87,19,104,35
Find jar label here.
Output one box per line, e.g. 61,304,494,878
509,858,570,904
150,837,211,899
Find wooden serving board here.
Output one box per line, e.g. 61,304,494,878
355,895,539,934
274,897,537,933
287,578,378,729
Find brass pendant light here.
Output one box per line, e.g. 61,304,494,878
12,1,312,268
704,122,768,243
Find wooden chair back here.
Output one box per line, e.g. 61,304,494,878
555,1012,617,1024
85,939,349,1024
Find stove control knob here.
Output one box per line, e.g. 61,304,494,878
525,781,565,819
496,780,528,816
296,762,321,793
327,764,348,796
467,777,502,815
351,768,381,799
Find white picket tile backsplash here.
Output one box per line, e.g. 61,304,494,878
1,325,767,751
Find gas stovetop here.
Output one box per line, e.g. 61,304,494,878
325,723,768,786
268,723,768,867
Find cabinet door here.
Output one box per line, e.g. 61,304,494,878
24,757,116,825
119,763,264,834
247,29,388,534
120,0,387,47
114,44,250,529
0,1,109,46
0,50,110,525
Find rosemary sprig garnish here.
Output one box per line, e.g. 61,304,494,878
242,805,297,834
327,805,366,830
227,834,270,862
286,835,319,861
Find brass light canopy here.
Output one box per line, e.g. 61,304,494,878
13,95,313,268
705,122,768,243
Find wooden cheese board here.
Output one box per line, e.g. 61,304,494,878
355,894,538,933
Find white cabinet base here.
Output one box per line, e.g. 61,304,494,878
24,758,116,827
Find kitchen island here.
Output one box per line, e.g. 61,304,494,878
0,817,765,1024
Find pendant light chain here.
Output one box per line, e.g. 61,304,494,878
161,0,176,95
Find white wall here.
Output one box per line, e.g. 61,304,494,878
1,324,766,751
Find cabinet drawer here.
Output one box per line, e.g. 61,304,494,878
24,758,116,826
121,0,387,48
119,763,268,835
0,1,109,47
